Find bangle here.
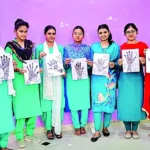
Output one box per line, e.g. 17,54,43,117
14,68,20,72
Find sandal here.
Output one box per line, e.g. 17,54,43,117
80,127,86,134
47,130,54,140
55,133,63,139
102,128,110,137
74,128,81,136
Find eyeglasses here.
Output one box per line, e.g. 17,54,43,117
47,32,56,35
126,30,136,35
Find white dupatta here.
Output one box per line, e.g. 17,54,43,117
43,41,62,134
0,46,16,96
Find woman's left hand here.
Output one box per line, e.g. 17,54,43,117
39,68,43,73
109,62,115,68
139,57,146,65
13,61,17,68
86,59,93,67
62,73,67,77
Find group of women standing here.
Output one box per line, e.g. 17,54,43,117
0,18,150,150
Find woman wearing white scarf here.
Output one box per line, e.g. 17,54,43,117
35,25,65,139
0,46,15,150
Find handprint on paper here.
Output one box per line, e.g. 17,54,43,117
124,51,136,72
0,55,10,79
95,58,108,72
47,59,63,73
74,62,84,80
26,63,39,84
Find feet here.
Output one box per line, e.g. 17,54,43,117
91,131,101,142
55,133,63,139
47,130,54,140
102,128,110,137
17,139,26,148
124,131,132,139
132,131,139,139
74,128,81,136
80,127,86,134
25,135,41,143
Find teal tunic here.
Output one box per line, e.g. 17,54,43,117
91,42,120,113
35,44,65,112
5,44,42,119
0,81,14,134
63,43,90,111
117,42,147,121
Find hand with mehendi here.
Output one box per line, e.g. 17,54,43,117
74,62,84,79
26,63,39,84
95,58,108,72
124,51,136,72
0,55,10,79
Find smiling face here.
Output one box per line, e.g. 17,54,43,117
98,28,110,41
45,29,56,42
72,29,84,43
125,26,137,42
15,25,28,41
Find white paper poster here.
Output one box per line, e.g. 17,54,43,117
46,53,65,76
0,53,15,80
92,53,110,76
122,49,140,73
23,59,41,85
146,49,150,73
71,58,88,80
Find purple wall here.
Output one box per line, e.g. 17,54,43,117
0,0,149,126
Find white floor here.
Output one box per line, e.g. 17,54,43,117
8,121,150,150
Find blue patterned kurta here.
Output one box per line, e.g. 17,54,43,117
91,42,120,113
63,43,90,111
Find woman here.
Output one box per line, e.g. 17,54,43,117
88,24,120,142
63,26,90,135
0,46,15,150
35,25,65,140
5,19,42,148
117,23,147,139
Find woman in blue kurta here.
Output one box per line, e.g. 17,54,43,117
117,23,147,139
63,26,90,135
87,24,120,142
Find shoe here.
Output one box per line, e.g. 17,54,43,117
17,139,26,148
25,136,41,143
124,131,132,139
102,128,110,137
91,134,101,142
132,131,139,139
55,133,63,139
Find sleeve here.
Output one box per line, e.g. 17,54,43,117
90,45,94,61
5,46,13,55
35,45,43,67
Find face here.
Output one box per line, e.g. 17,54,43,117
45,29,56,42
72,29,84,43
15,26,28,41
125,26,137,41
98,28,110,41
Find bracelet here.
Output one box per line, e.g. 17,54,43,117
14,68,20,72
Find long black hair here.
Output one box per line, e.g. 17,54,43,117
14,18,29,30
44,25,56,34
97,24,113,45
73,26,85,35
124,23,138,34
